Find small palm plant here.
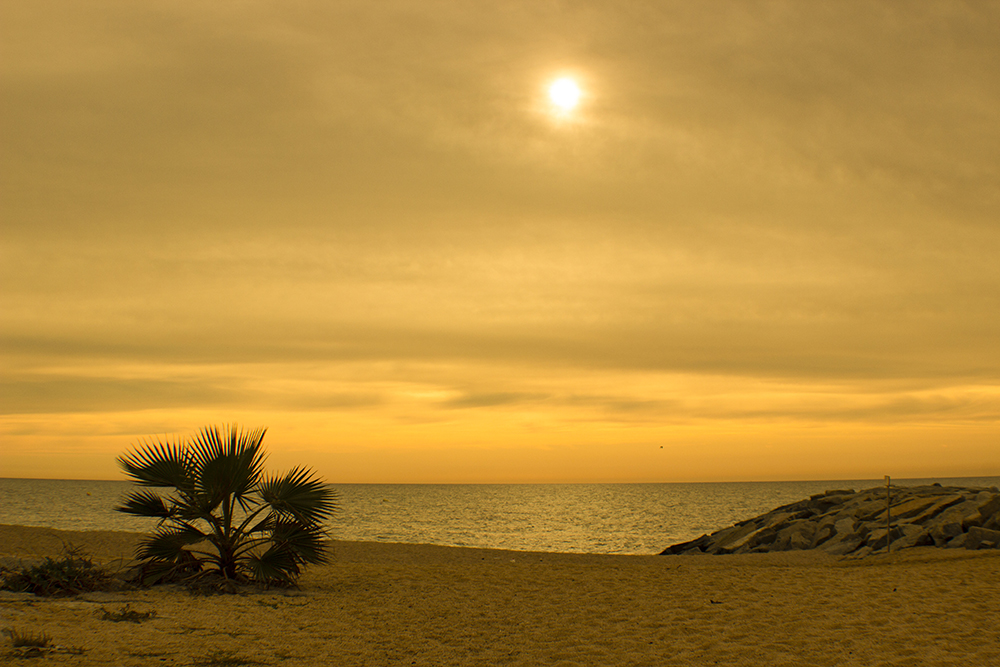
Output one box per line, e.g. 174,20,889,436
116,424,337,587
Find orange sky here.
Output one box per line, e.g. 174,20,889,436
2,1,999,483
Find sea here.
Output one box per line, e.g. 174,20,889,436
1,477,998,555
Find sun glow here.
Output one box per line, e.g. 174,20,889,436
549,77,581,111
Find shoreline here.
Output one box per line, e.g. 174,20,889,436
2,525,1000,665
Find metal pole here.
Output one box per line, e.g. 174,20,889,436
885,475,891,554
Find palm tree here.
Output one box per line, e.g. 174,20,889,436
116,424,337,587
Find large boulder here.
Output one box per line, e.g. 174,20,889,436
930,521,964,547
965,526,1000,550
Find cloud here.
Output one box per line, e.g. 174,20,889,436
2,2,999,479
5,1,997,236
441,392,547,410
0,376,241,414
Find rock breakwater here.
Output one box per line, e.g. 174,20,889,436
661,484,1000,557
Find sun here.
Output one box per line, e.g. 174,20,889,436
548,77,581,111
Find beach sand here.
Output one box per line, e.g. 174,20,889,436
1,524,998,666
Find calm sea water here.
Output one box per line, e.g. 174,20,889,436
1,477,997,555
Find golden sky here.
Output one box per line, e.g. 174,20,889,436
2,1,999,482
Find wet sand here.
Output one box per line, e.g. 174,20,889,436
1,524,998,666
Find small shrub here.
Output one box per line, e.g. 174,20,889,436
3,627,52,648
2,628,85,658
99,604,156,623
116,424,338,588
0,545,114,597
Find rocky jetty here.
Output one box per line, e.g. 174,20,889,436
661,484,1000,557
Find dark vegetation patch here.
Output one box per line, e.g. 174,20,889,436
116,424,338,589
3,627,51,648
2,627,85,659
0,545,117,597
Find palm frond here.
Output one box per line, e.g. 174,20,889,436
173,490,224,523
243,513,275,535
190,424,225,462
135,559,196,586
268,520,331,565
117,438,193,488
234,492,261,515
115,489,172,518
258,467,338,525
191,424,268,508
136,525,208,563
246,546,301,585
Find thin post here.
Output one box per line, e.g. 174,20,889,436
885,475,891,554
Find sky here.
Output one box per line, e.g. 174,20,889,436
2,1,999,483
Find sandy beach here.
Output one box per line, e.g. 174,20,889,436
1,524,998,666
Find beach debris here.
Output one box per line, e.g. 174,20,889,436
660,484,1000,556
99,604,157,623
